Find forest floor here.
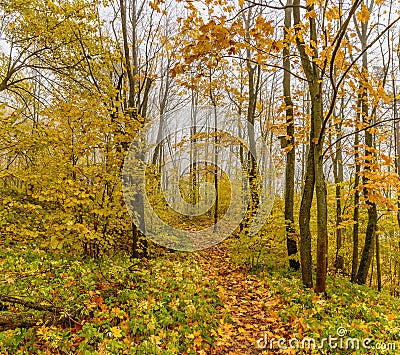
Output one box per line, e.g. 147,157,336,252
195,241,400,355
196,244,290,355
1,238,400,354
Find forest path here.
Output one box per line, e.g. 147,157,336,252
195,243,295,355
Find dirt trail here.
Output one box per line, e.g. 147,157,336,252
196,243,294,355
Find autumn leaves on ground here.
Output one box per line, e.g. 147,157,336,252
1,233,400,354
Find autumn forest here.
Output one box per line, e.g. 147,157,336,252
1,0,400,353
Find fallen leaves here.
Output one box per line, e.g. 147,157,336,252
196,244,290,354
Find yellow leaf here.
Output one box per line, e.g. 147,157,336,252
110,326,123,338
194,336,203,347
306,9,318,19
356,4,370,24
387,314,396,321
381,154,392,166
150,334,162,344
112,307,125,319
217,285,227,302
325,6,341,20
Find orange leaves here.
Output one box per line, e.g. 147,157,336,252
387,313,396,322
149,1,159,11
356,4,370,24
361,168,400,211
365,191,396,210
217,285,227,302
345,142,400,211
305,0,324,6
85,291,109,312
149,0,164,12
198,21,229,44
305,9,318,19
376,85,390,105
249,16,281,56
173,7,279,77
304,43,315,57
253,15,274,36
380,154,392,166
325,6,341,21
175,18,237,70
213,318,235,351
186,329,203,350
196,245,293,354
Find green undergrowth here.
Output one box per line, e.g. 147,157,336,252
229,239,400,354
0,244,220,354
269,272,400,354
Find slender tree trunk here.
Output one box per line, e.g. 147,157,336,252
293,0,328,293
212,102,219,232
152,65,170,166
119,0,152,259
376,234,382,291
120,0,136,108
246,65,261,233
356,20,377,285
190,88,199,205
333,114,344,272
393,81,400,229
313,91,328,294
283,0,299,270
351,94,361,282
299,136,315,288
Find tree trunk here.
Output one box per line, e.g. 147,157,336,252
283,0,300,270
313,92,328,294
356,19,377,285
393,80,400,229
333,114,344,272
293,0,328,293
212,101,219,232
119,0,153,258
376,233,382,291
0,294,74,332
299,137,315,288
351,95,361,283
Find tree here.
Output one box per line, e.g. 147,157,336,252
282,0,300,270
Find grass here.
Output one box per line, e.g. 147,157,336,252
229,235,400,354
0,243,220,355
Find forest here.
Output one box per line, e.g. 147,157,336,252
1,0,400,353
